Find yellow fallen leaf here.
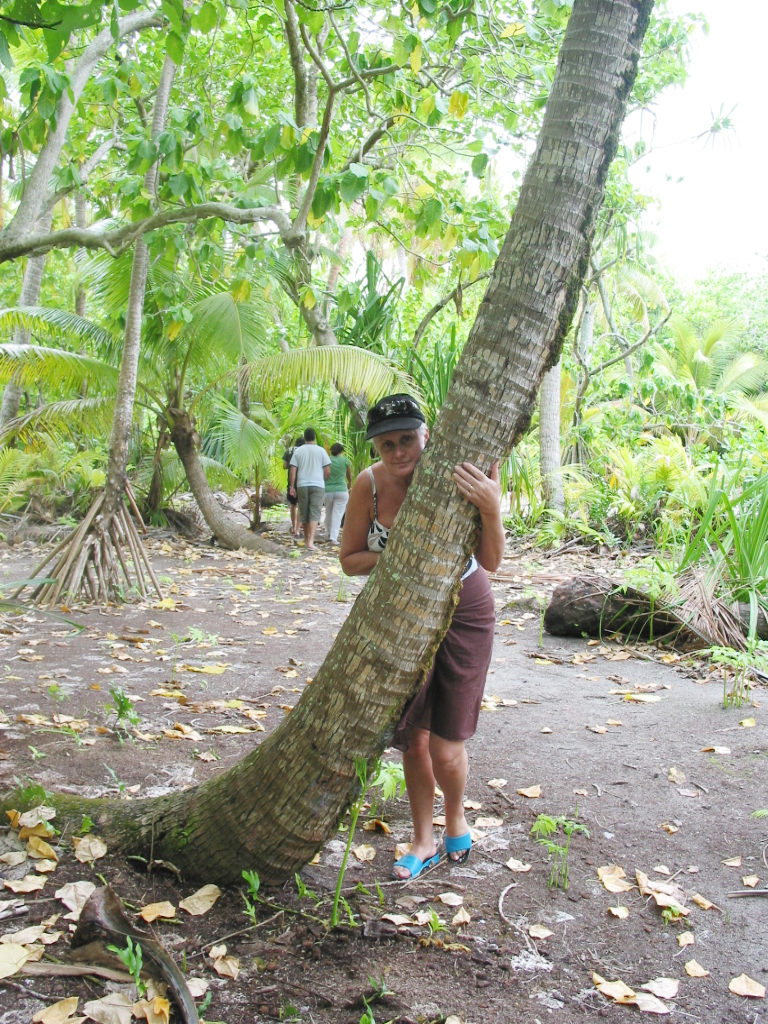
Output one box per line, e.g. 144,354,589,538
691,893,715,910
154,598,176,611
653,865,670,875
474,816,503,828
362,819,391,834
131,996,170,1024
517,785,541,799
72,835,107,863
213,954,239,979
18,806,56,828
529,924,552,940
437,892,463,907
84,992,133,1024
641,978,678,999
394,842,411,859
352,844,376,862
208,724,264,734
179,884,221,916
186,978,209,999
631,991,670,1013
262,627,278,636
139,901,176,923
0,942,29,978
701,745,730,754
678,931,695,947
27,835,58,861
608,906,629,919
534,658,552,666
685,959,709,977
452,906,471,927
592,973,635,1002
729,973,765,998
506,857,531,873
660,822,679,834
487,778,507,789
0,851,26,866
463,799,482,810
1,925,45,945
181,664,227,675
742,875,760,888
597,864,634,894
668,767,685,784
722,856,742,867
587,725,608,735
32,996,79,1024
740,717,756,728
606,719,623,727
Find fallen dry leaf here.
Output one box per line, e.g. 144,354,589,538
179,884,221,916
701,745,730,754
487,778,508,789
541,726,553,734
506,857,531,873
17,806,56,829
641,978,678,1000
517,785,541,799
131,996,171,1024
352,844,376,862
722,856,742,868
139,901,176,923
668,767,685,784
587,725,608,735
592,972,635,1002
394,842,411,859
4,874,44,894
27,835,58,861
213,953,240,980
437,892,464,907
0,925,45,945
631,991,670,1014
452,905,471,927
660,822,679,834
55,880,95,921
463,799,482,810
474,816,503,829
624,693,662,703
0,942,29,979
742,875,760,888
34,858,58,874
597,864,634,894
72,835,107,863
186,979,209,999
32,996,79,1024
528,924,552,940
0,851,26,866
606,719,623,727
608,906,629,919
729,974,765,999
691,893,715,910
381,913,412,927
678,931,695,948
653,865,670,876
83,992,133,1024
739,717,756,728
362,819,391,834
685,959,709,977
573,788,588,796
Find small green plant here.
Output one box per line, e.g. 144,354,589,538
241,868,261,925
331,755,380,928
106,686,140,729
104,763,126,795
369,759,405,817
336,577,349,602
295,873,321,904
278,1000,300,1020
751,808,768,819
661,905,684,927
375,881,385,908
107,936,145,997
28,745,45,761
531,810,590,889
425,906,447,936
710,639,767,708
48,682,69,704
79,814,95,834
360,998,376,1024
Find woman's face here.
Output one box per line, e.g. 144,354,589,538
374,428,428,479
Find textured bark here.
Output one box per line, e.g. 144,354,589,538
102,55,177,520
170,411,278,552
544,574,768,642
539,360,565,512
20,0,654,884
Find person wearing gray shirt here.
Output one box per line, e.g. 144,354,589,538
288,427,330,550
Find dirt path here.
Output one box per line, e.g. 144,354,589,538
0,520,765,1023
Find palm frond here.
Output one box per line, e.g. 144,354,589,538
716,353,768,396
182,293,271,370
0,306,118,352
0,396,113,446
249,346,418,404
0,343,119,393
203,394,277,477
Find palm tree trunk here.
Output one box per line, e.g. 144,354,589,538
16,0,654,880
170,411,277,551
539,360,565,512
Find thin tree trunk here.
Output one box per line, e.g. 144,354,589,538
539,360,565,512
170,411,277,551
102,55,177,520
16,0,654,882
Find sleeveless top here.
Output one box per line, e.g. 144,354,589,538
366,468,478,581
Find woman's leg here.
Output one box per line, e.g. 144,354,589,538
429,734,470,858
394,727,437,878
329,491,348,542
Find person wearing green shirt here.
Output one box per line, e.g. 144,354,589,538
324,443,352,545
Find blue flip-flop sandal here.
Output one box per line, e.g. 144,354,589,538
445,831,472,864
391,850,439,880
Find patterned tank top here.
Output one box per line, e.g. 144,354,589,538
366,468,477,580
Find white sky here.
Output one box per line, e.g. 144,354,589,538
626,0,768,284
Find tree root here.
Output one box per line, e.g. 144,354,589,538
14,482,163,605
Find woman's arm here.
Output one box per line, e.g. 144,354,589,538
346,462,353,488
453,461,505,572
339,472,380,576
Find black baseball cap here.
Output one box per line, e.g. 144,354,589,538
366,394,426,440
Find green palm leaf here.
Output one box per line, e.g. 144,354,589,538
0,343,119,393
249,346,418,403
0,306,118,353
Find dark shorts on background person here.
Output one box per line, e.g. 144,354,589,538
392,565,496,751
286,488,298,506
297,485,325,523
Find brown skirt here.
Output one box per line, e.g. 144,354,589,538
392,565,495,751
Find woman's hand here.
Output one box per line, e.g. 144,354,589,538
453,461,500,516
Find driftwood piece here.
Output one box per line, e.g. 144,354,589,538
72,886,199,1024
543,574,768,643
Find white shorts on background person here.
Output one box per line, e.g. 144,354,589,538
324,490,349,542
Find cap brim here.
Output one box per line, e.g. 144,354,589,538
365,415,425,440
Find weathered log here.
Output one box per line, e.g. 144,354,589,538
543,574,768,642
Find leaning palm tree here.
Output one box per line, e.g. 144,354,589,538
0,299,415,602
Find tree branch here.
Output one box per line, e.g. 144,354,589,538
411,270,492,352
0,203,295,264
283,0,310,125
591,311,671,375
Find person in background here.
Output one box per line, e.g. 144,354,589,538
283,436,304,538
324,442,352,546
340,394,504,880
288,427,330,551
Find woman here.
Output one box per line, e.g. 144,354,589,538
282,436,304,538
324,442,352,545
340,394,504,880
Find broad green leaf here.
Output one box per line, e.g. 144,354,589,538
196,1,218,32
471,153,489,177
410,42,422,73
166,31,185,65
